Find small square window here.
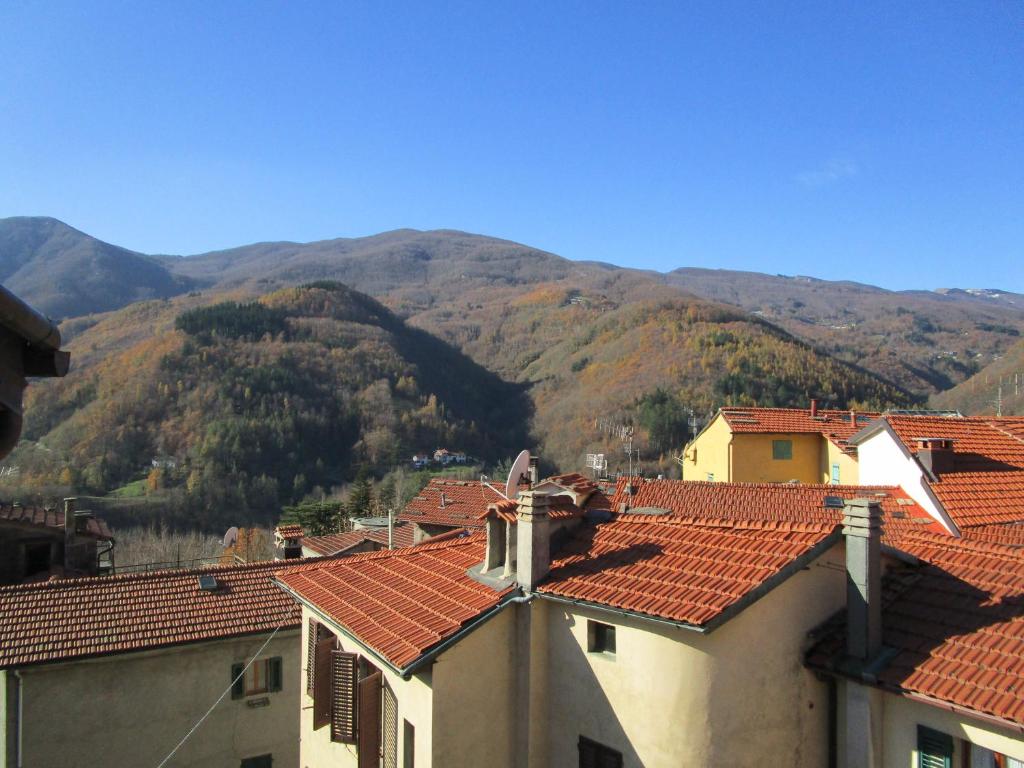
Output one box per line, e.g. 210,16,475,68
232,657,282,699
706,473,714,482
831,464,841,484
587,620,616,655
772,439,793,460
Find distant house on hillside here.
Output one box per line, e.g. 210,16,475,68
0,499,113,585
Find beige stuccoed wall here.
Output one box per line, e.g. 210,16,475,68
542,542,847,767
13,629,300,768
298,605,435,768
836,682,1024,767
431,604,518,767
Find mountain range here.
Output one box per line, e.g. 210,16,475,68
1,215,1020,525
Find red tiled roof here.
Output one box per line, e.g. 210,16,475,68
0,502,113,540
542,472,599,497
539,515,839,628
606,478,945,538
961,523,1024,548
0,558,315,668
278,533,511,669
400,479,504,529
808,530,1024,726
302,524,416,556
719,406,880,453
275,524,304,539
481,496,586,523
881,416,1024,528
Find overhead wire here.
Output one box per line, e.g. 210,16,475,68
154,605,295,768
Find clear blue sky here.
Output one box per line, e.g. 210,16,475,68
1,1,1021,290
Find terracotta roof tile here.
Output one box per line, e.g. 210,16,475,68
400,479,504,529
278,534,511,669
606,477,944,538
720,406,880,453
480,496,586,523
274,524,304,539
539,515,839,627
881,416,1024,528
0,502,113,540
301,524,416,556
808,529,1024,726
0,558,324,668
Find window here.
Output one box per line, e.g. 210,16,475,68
231,657,282,699
587,620,616,655
240,756,272,768
772,439,793,460
917,725,952,768
578,735,623,768
403,721,415,768
831,463,841,484
706,472,714,482
962,742,1024,768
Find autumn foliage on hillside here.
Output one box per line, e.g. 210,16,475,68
11,283,529,528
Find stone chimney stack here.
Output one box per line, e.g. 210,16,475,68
915,438,955,478
810,398,819,418
516,491,551,591
843,498,883,660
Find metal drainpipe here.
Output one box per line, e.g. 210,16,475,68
14,669,24,768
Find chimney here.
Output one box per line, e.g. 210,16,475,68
842,498,883,661
810,398,818,418
62,497,76,569
915,438,955,478
483,513,505,572
515,491,550,591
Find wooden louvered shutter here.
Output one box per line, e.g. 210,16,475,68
382,683,398,768
331,651,358,744
306,619,318,695
917,725,953,768
313,635,335,729
358,671,382,768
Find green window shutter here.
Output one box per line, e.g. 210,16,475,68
269,657,283,692
231,662,246,700
918,725,953,768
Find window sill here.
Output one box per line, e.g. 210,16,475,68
246,696,271,708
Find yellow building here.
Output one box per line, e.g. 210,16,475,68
682,403,874,484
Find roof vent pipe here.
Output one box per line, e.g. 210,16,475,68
842,498,883,661
63,497,77,570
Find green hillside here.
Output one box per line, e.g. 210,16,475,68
8,283,530,529
931,337,1024,416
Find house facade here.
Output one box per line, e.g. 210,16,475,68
277,490,860,767
682,403,875,484
0,559,309,768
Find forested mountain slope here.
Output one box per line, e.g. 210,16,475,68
11,283,530,528
931,337,1024,416
667,268,1024,395
0,217,192,318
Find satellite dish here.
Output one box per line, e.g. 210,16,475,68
505,450,531,500
222,526,239,548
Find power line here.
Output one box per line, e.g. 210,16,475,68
154,607,293,768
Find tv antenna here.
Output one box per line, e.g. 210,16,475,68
480,474,509,501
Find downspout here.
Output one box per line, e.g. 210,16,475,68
828,677,837,768
13,669,23,768
727,436,733,482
